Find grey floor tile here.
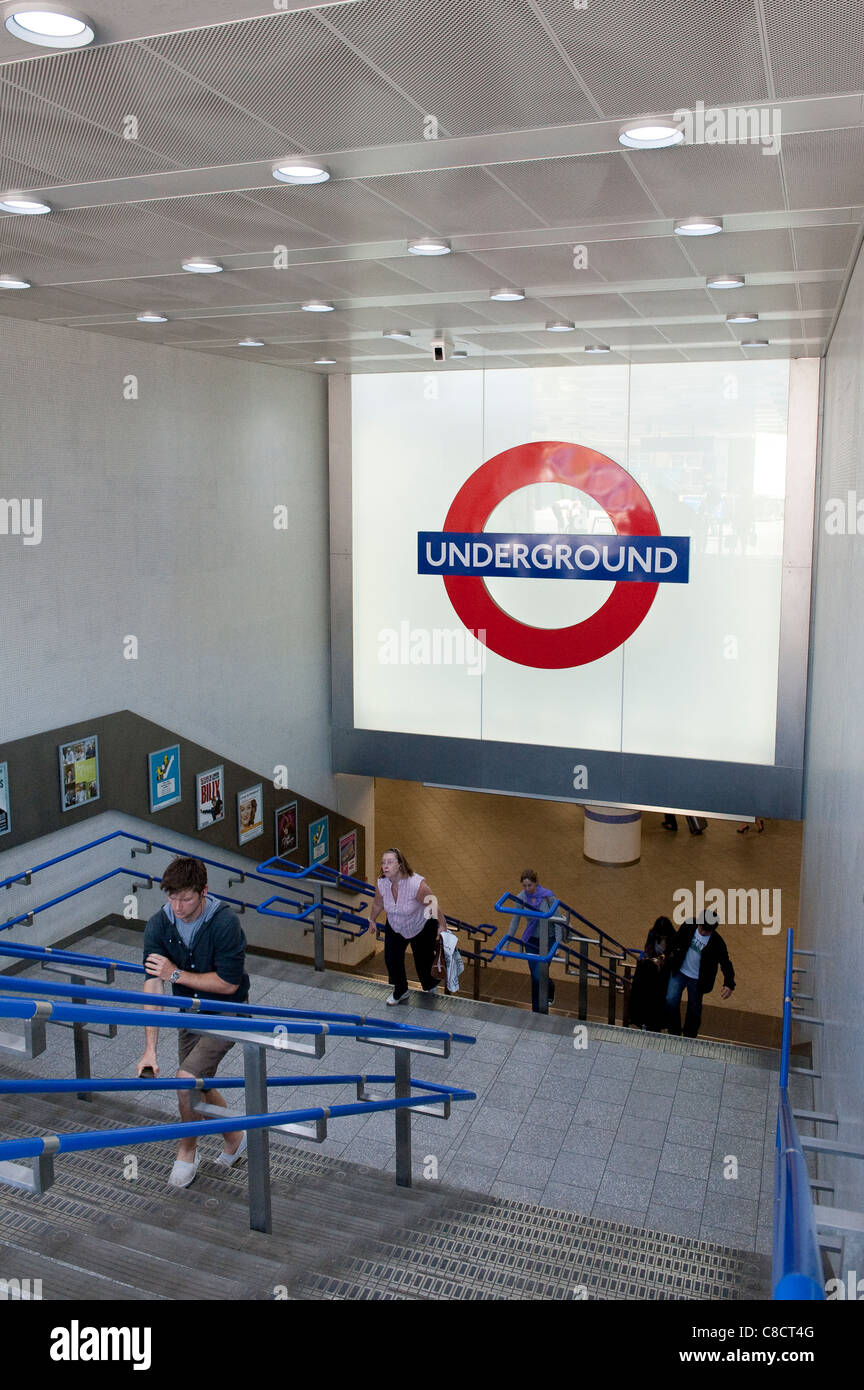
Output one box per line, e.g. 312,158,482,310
632,1067,680,1097
497,1150,557,1188
711,1135,766,1169
573,1099,625,1130
340,1138,396,1171
624,1091,674,1121
484,1080,537,1112
549,1151,608,1187
540,1181,600,1215
700,1223,755,1252
535,1076,586,1104
595,1171,653,1209
700,1190,760,1235
670,1091,722,1122
439,1158,498,1194
754,1226,772,1256
681,1056,727,1075
665,1116,717,1148
495,1060,547,1088
580,1075,633,1105
490,1180,545,1203
676,1068,713,1094
522,1096,580,1132
590,1203,648,1229
659,1141,713,1179
716,1107,765,1139
467,1105,524,1139
644,1204,703,1239
510,1122,566,1159
592,1050,640,1080
721,1083,767,1114
706,1165,763,1201
606,1142,662,1178
632,1051,683,1073
454,1131,512,1166
559,1125,616,1159
613,1116,669,1150
651,1170,707,1212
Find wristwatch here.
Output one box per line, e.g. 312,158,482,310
169,969,180,984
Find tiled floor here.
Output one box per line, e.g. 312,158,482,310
12,930,796,1256
374,778,803,1024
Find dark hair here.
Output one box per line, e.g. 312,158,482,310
520,869,538,884
161,857,207,895
645,915,674,952
382,847,414,878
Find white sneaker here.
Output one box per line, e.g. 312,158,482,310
422,985,439,995
168,1153,200,1188
386,990,409,1006
215,1130,248,1168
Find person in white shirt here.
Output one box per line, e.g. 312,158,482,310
665,909,735,1038
367,848,447,1005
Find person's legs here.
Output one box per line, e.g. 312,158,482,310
665,972,685,1034
384,922,409,997
682,980,705,1038
410,918,440,990
177,1031,239,1157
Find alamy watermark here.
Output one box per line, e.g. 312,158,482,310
0,497,42,545
377,622,486,676
672,881,781,935
824,491,864,535
673,100,781,156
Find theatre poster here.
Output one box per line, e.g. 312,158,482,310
59,736,100,812
148,745,181,813
0,762,9,836
309,814,329,866
275,801,297,858
196,765,225,830
237,784,264,846
338,830,357,878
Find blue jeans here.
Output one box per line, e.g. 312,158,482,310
525,940,556,1012
665,971,704,1037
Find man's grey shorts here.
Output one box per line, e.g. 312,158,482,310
177,1027,235,1081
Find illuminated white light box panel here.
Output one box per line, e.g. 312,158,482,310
352,362,790,764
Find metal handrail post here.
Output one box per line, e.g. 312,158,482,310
578,938,589,1019
311,878,325,972
606,957,617,1024
394,1048,412,1187
243,1041,272,1233
472,939,481,1000
537,918,550,1014
70,974,92,1103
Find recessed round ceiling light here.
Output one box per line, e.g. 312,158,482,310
3,4,95,47
741,339,769,346
707,273,745,289
618,118,684,149
585,344,611,353
489,286,525,301
407,237,451,256
302,299,334,312
136,310,167,323
451,349,468,358
314,357,336,365
182,257,223,274
0,272,31,288
726,311,759,324
674,215,723,236
271,158,330,185
0,193,51,214
383,329,411,339
238,337,264,346
546,319,575,332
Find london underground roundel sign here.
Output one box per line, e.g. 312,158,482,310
416,441,689,670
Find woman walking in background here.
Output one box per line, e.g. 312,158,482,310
514,869,559,1012
367,848,446,1005
628,917,674,1031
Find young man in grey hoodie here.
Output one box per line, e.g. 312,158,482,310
136,856,250,1188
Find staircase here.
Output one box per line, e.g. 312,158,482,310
0,1078,769,1301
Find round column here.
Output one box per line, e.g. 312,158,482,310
583,805,642,866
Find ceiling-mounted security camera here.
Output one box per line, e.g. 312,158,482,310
430,334,450,362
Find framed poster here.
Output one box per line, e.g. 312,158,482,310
338,829,357,878
148,744,181,813
0,761,9,836
237,784,264,846
274,801,297,858
196,765,225,829
309,814,329,866
59,735,100,812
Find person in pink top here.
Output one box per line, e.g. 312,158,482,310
367,847,447,1005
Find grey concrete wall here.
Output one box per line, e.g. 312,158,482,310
799,238,864,1226
0,314,334,806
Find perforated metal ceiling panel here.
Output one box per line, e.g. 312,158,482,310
0,0,859,369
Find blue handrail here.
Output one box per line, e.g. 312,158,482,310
772,927,824,1301
0,1085,476,1164
490,933,559,964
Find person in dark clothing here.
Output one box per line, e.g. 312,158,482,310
136,856,250,1188
665,909,735,1038
514,869,559,1012
628,916,673,1031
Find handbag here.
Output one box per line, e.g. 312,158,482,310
431,927,446,981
